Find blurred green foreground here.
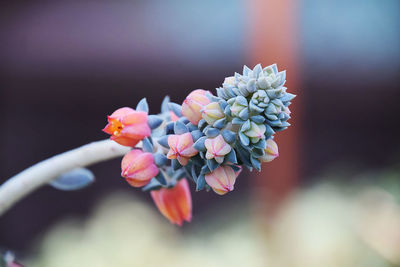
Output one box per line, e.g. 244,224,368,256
28,167,400,267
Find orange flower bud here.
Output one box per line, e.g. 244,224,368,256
181,89,211,125
167,133,198,166
121,149,159,187
150,179,192,226
205,165,241,195
103,107,151,147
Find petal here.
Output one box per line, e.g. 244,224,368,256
217,144,232,156
167,149,177,159
180,146,198,157
177,156,189,166
215,156,224,164
109,107,135,119
182,100,201,124
111,135,139,147
125,178,152,187
168,135,180,150
176,133,194,152
205,151,214,160
213,135,231,156
204,138,213,152
121,110,148,125
102,121,115,135
150,179,192,225
121,122,151,139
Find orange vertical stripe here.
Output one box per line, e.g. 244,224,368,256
246,0,302,213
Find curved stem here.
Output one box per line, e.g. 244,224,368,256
0,139,131,216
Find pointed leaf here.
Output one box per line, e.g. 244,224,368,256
191,130,203,142
142,178,162,192
194,136,207,151
147,115,163,129
157,135,170,148
206,127,219,138
155,172,167,186
232,117,245,125
200,165,210,175
171,159,181,170
225,149,237,164
250,156,261,171
191,164,198,182
250,115,265,124
174,121,188,134
206,159,219,171
236,96,248,106
161,96,170,113
168,102,182,117
141,138,153,152
213,118,226,129
239,132,250,146
196,175,206,191
238,107,249,120
154,153,168,167
221,130,236,144
136,98,149,113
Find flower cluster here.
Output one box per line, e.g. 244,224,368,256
103,64,295,225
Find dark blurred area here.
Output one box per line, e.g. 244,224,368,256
1,0,399,261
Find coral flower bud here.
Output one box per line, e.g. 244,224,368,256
205,165,241,195
201,102,225,125
205,135,232,164
182,89,211,125
150,178,192,226
121,149,159,187
260,139,279,162
103,107,151,147
167,133,198,166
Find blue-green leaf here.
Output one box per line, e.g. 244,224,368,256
147,115,163,129
136,98,149,113
168,102,182,117
50,168,94,191
196,175,206,191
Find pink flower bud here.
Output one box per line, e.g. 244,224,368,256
201,102,225,125
121,149,159,187
150,179,192,226
205,165,241,195
167,133,198,166
205,135,232,164
103,107,151,147
260,139,279,162
182,89,211,125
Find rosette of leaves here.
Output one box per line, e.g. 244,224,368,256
217,63,296,133
216,64,286,100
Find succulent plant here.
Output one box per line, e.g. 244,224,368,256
101,63,296,225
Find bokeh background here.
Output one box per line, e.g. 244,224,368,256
1,0,399,266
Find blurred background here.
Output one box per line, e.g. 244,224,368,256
1,0,399,266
